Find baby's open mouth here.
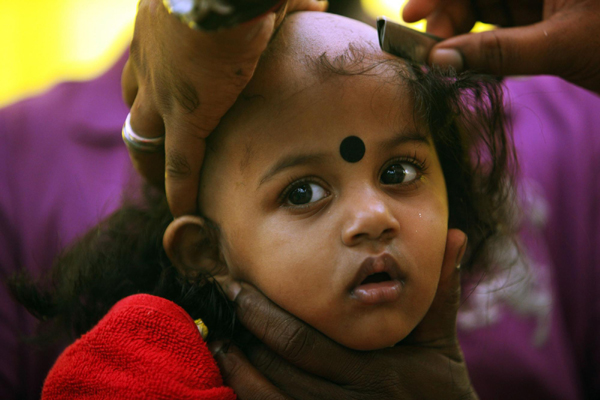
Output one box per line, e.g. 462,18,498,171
350,255,404,305
360,272,392,285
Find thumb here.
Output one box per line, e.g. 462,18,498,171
406,228,467,346
429,19,569,78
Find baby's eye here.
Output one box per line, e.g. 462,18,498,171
287,183,328,206
380,163,418,185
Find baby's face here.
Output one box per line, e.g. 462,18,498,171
198,13,448,350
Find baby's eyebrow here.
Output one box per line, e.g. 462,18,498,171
257,131,430,187
378,130,431,151
259,153,328,187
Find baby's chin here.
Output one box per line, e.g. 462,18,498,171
325,320,416,351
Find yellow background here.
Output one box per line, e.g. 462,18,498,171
0,0,489,107
0,0,138,107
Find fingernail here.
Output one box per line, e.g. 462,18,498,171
455,237,468,267
430,48,464,71
208,341,223,356
225,281,241,301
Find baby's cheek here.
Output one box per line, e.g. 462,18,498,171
405,204,448,307
220,224,311,286
216,229,258,282
228,227,334,323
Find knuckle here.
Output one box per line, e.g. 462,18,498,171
173,78,200,114
231,66,255,89
477,31,505,73
237,290,270,337
277,320,313,363
219,353,243,382
248,347,280,376
165,149,191,180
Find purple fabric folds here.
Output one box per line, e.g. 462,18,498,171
0,53,134,399
458,76,600,399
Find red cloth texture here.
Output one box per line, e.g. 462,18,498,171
42,294,236,400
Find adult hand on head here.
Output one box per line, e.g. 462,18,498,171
402,0,600,94
122,0,328,216
212,229,477,400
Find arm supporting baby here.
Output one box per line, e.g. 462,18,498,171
213,230,473,400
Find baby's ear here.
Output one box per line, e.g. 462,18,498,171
163,216,227,279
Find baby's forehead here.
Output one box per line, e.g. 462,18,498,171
204,12,419,163
244,49,409,112
247,12,411,97
207,64,422,166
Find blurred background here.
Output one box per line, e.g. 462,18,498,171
0,0,490,107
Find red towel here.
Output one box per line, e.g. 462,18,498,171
42,294,236,399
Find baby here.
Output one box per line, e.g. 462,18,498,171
161,11,513,351
167,16,450,351
12,10,515,397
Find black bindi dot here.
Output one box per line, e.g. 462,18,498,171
339,136,365,163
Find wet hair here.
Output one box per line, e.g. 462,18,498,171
9,47,517,343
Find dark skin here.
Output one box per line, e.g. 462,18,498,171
211,229,476,400
403,0,600,94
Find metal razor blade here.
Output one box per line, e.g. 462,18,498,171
377,17,442,64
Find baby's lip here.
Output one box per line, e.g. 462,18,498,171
349,254,406,293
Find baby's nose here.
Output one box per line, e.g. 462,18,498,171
341,190,400,247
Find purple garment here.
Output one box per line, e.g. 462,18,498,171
0,53,134,399
0,53,598,398
456,76,600,399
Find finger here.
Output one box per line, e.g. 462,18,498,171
127,91,167,188
205,12,277,58
121,58,138,108
213,343,291,400
225,281,364,384
406,228,466,345
426,9,460,38
129,88,166,139
244,343,343,399
425,2,475,38
403,0,441,23
429,19,570,77
163,14,279,217
164,117,207,216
